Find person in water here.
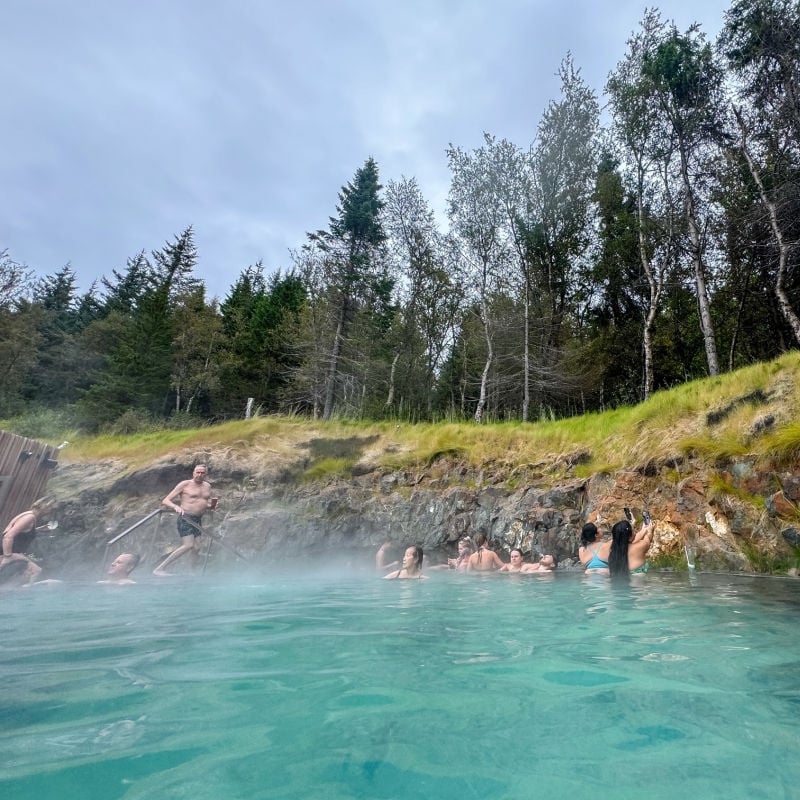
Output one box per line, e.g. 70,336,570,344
384,545,427,580
579,522,610,575
449,537,474,571
99,553,141,585
527,554,556,572
466,533,505,572
608,519,653,578
429,537,473,571
500,548,526,572
154,465,216,576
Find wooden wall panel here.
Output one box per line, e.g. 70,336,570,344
0,431,58,531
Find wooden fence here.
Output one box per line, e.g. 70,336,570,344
0,431,59,531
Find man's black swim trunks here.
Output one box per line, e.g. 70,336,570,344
177,514,203,537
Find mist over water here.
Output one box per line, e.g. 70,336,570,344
2,570,800,799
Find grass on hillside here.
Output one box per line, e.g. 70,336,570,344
4,353,800,481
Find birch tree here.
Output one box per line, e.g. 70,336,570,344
720,0,800,345
642,24,726,376
446,140,511,423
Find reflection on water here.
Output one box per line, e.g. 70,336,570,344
1,571,800,799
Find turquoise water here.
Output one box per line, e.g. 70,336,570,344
2,570,799,799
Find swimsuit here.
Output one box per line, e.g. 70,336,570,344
177,514,203,537
630,561,649,575
584,544,608,570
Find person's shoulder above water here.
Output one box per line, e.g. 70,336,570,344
521,554,556,573
384,545,427,579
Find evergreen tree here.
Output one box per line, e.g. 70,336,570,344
219,265,306,416
303,158,391,419
77,227,199,428
24,266,88,406
0,252,38,415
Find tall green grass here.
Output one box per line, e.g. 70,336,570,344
4,352,798,480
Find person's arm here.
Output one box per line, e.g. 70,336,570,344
491,552,505,570
633,523,653,545
162,482,186,514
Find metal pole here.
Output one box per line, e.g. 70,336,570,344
106,508,163,545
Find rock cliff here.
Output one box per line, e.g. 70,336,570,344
37,438,800,578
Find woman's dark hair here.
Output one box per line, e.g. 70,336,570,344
475,533,488,548
581,522,598,546
510,548,522,558
409,545,424,569
608,520,633,578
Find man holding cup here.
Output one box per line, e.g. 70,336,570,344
153,465,217,576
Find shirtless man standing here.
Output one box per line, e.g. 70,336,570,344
153,465,216,576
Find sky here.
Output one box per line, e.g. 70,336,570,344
2,0,733,301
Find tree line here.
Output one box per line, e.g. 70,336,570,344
2,0,799,433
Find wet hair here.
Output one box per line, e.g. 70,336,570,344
581,522,598,546
608,520,633,578
458,538,473,551
475,533,488,548
32,496,54,514
408,545,423,569
510,548,523,559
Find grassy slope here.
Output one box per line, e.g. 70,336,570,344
42,353,800,483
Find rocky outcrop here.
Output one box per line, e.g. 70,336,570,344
35,448,800,578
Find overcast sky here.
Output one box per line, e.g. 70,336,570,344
2,0,732,300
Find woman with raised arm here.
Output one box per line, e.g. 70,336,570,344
608,520,653,578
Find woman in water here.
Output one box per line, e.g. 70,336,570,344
608,519,653,578
467,533,505,572
579,522,610,575
384,545,427,580
430,537,474,571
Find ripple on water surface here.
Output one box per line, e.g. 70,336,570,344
1,572,799,799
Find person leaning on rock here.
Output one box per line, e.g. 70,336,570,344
153,465,217,576
1,497,55,571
